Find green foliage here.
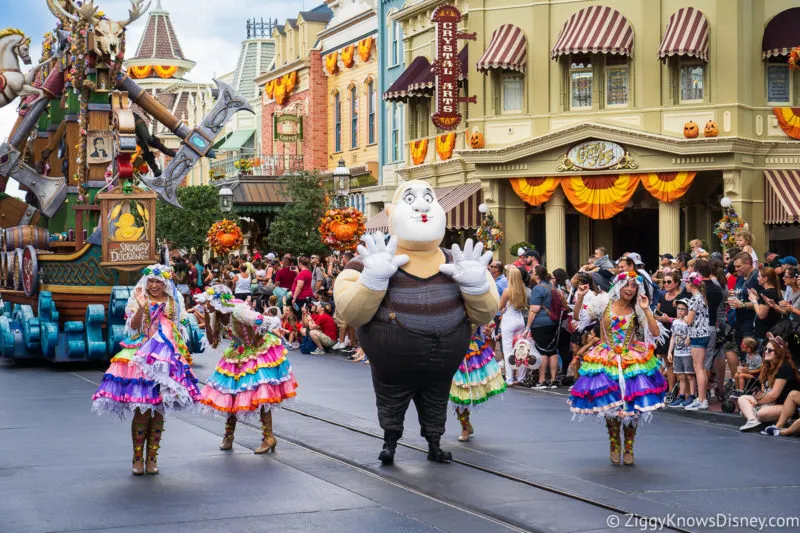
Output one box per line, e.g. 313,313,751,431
156,185,230,253
266,171,332,255
510,241,534,257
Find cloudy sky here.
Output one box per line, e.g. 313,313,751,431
0,0,309,196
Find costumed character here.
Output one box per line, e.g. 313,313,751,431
449,327,507,442
334,180,499,464
197,285,297,454
568,271,668,466
91,264,201,475
133,112,178,177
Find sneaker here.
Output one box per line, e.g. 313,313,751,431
739,418,762,432
549,382,558,389
331,342,346,350
533,383,547,390
668,395,686,408
342,346,357,353
680,395,696,407
684,399,708,411
291,342,300,349
310,348,326,355
761,426,782,437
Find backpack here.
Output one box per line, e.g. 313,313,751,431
546,288,570,323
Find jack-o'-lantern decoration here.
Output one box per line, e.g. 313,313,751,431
703,120,719,138
319,207,366,252
683,121,699,138
206,219,244,255
468,129,485,149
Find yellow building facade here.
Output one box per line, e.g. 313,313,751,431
374,0,800,270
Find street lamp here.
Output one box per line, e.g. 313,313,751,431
332,158,351,207
219,186,234,213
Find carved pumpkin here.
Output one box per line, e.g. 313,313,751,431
217,231,238,248
329,220,358,242
683,121,699,138
703,120,719,137
469,130,485,149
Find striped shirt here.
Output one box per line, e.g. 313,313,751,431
346,250,467,334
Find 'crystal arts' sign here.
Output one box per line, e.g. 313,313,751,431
430,5,476,130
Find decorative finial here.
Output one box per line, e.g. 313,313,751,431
156,0,162,9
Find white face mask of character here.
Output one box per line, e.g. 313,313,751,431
388,180,447,243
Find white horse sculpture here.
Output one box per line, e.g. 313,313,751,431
0,28,53,109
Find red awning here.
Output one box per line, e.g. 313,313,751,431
762,7,800,59
476,24,527,74
407,47,469,97
765,170,800,224
551,5,634,58
383,56,432,102
657,7,710,62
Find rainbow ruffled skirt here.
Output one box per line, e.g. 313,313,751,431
569,341,667,423
449,331,507,407
200,332,297,423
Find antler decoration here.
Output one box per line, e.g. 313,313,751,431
117,0,151,28
46,0,79,24
70,0,101,25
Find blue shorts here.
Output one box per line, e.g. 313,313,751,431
690,336,709,348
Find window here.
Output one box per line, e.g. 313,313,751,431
501,76,523,113
679,62,704,103
409,99,430,140
367,81,376,144
605,55,628,107
350,86,358,149
391,102,402,161
391,20,401,66
334,92,341,153
767,57,792,104
569,55,593,109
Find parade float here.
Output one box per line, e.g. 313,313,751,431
0,0,252,362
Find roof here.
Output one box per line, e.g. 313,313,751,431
233,39,276,100
218,129,256,151
310,3,334,18
298,10,333,23
132,7,190,62
232,179,290,205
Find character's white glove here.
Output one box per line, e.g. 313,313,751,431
356,232,409,292
439,239,493,295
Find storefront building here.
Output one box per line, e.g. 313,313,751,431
369,0,800,270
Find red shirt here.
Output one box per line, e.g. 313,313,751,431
274,267,297,288
312,312,337,339
291,268,314,299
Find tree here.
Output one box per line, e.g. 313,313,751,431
156,185,229,252
266,171,331,255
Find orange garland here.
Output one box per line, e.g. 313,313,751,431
435,133,456,161
358,37,373,62
773,107,800,140
341,45,355,68
510,177,560,206
128,65,152,79
638,172,696,203
265,79,275,99
153,65,178,78
325,52,339,74
560,174,641,220
272,72,298,105
410,139,428,165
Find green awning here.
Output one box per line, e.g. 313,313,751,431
235,204,285,214
218,129,255,151
212,132,231,149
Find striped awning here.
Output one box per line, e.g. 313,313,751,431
407,47,469,97
551,5,634,59
364,182,483,233
384,56,432,102
657,8,710,62
765,170,800,225
762,7,800,59
476,25,527,74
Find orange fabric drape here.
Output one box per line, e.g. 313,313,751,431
510,177,560,206
560,174,641,220
410,139,428,165
358,37,373,62
154,65,178,78
272,72,297,105
128,65,152,79
774,107,800,140
265,79,276,99
638,171,696,203
436,133,456,161
341,45,355,68
325,52,339,74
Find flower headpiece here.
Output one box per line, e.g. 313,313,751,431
142,265,173,280
686,272,703,286
194,284,238,314
127,263,184,325
608,270,646,302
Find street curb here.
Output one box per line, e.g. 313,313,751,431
658,406,742,427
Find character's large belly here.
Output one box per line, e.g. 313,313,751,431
373,272,466,334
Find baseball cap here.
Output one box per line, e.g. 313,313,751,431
659,253,675,260
779,256,798,266
627,252,644,266
524,249,541,260
266,252,276,261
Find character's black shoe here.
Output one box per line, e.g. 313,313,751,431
426,438,452,463
379,430,402,465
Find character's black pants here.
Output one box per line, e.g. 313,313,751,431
358,320,471,440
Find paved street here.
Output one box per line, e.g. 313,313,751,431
1,347,798,533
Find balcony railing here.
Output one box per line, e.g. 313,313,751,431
209,149,305,180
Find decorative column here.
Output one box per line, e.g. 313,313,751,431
658,200,681,255
545,187,566,270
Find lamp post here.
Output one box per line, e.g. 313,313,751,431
332,158,351,208
219,186,234,213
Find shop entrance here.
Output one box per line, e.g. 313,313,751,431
611,207,659,270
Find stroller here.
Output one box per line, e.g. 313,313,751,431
509,331,542,387
720,376,761,413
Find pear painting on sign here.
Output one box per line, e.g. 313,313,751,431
431,5,477,130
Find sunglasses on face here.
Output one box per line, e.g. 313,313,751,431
764,347,775,353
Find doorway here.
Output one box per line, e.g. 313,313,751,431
611,208,659,270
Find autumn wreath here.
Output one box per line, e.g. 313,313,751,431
475,205,504,252
207,219,244,255
319,207,366,252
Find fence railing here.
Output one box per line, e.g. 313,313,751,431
210,149,305,180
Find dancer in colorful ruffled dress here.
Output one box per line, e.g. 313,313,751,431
197,285,297,454
569,271,668,466
449,327,507,442
92,264,201,475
